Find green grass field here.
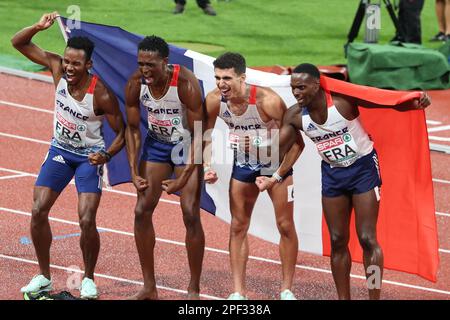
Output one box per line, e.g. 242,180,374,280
0,0,443,68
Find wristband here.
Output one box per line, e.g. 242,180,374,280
99,150,112,162
203,166,211,173
272,171,283,183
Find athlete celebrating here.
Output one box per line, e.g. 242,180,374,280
12,12,125,299
204,52,302,300
258,63,431,300
125,35,205,300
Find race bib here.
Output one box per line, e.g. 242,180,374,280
148,114,183,143
316,133,359,167
54,112,87,148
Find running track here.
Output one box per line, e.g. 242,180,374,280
0,73,449,300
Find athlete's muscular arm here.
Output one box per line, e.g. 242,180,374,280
256,103,304,192
88,80,125,165
162,67,204,194
125,71,148,192
11,12,63,85
203,90,221,184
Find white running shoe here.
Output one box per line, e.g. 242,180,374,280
20,275,52,294
227,292,248,300
80,277,98,299
280,289,297,300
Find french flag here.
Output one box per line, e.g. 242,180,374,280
58,17,439,282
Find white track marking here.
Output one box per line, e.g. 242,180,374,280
0,100,53,114
0,254,221,300
0,132,50,145
429,136,450,142
428,125,450,133
426,120,442,125
1,207,449,297
0,174,28,181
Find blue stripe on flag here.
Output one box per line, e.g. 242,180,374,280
59,17,215,214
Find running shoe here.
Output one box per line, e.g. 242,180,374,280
280,289,297,300
20,275,52,294
80,277,98,299
227,292,248,300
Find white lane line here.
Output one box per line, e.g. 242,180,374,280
0,132,50,145
429,136,450,142
251,256,450,296
437,212,450,217
0,100,53,114
0,174,28,181
1,207,449,297
439,249,450,254
426,120,443,125
0,167,181,206
433,178,450,185
0,254,222,300
428,125,450,133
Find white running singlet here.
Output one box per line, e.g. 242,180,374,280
301,90,373,167
52,75,105,156
218,85,277,169
140,64,190,144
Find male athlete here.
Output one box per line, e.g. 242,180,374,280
12,12,125,299
125,35,204,300
258,63,431,299
204,52,303,300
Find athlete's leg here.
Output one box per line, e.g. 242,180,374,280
175,165,205,299
267,175,298,292
130,161,173,300
77,193,101,280
31,186,61,279
228,178,260,296
322,194,352,300
31,147,74,279
353,188,384,300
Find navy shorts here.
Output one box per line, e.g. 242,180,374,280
35,145,103,193
232,164,293,183
321,149,381,197
141,135,188,167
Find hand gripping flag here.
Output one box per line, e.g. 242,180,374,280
57,17,439,282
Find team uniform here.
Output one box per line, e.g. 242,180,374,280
35,75,105,193
219,85,292,183
139,64,190,167
301,90,381,197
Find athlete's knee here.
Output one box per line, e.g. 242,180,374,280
230,216,250,237
31,202,50,225
79,212,97,232
358,233,379,252
330,233,349,252
182,213,202,231
276,217,296,238
134,201,157,222
181,197,200,216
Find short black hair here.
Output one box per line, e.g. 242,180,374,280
292,63,320,79
66,36,94,60
138,35,169,58
213,52,246,75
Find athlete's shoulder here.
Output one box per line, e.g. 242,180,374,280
206,87,221,100
177,65,197,83
93,76,118,109
127,69,143,86
256,86,285,113
205,88,221,110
